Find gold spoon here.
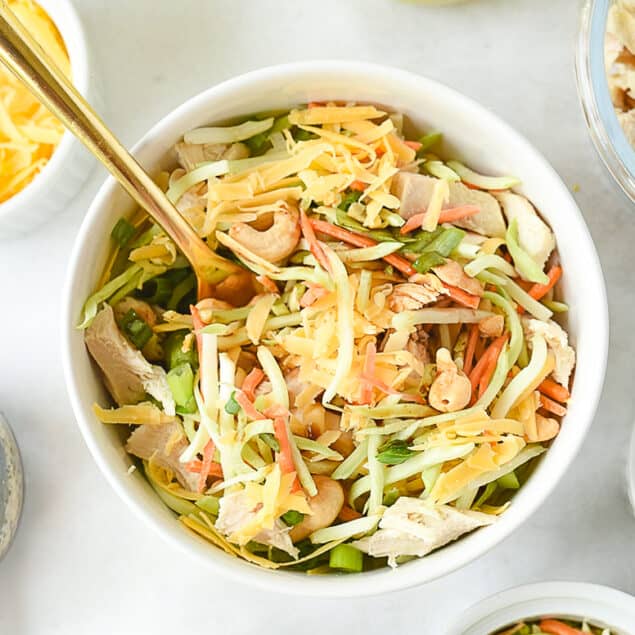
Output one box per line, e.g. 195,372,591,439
0,1,241,298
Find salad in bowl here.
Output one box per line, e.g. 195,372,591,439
77,102,575,574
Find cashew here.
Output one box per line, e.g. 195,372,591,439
533,414,560,442
228,204,300,263
289,476,344,543
428,348,471,412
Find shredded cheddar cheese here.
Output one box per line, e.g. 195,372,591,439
0,0,70,203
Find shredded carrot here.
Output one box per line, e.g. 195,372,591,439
360,341,376,405
400,205,481,235
518,265,562,315
540,393,567,417
477,336,507,398
470,335,507,396
235,391,263,421
242,368,265,402
529,265,562,301
308,101,324,109
404,140,422,151
300,209,331,272
256,274,278,293
463,324,479,375
349,180,366,191
199,440,220,492
272,415,300,491
538,378,570,403
310,218,416,276
438,205,480,223
338,505,363,521
539,620,585,635
442,283,481,309
300,283,329,308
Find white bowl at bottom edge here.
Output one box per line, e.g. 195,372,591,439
61,61,608,597
449,582,635,634
0,0,100,239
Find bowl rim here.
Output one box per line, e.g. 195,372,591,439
449,581,635,634
61,60,609,597
576,0,635,203
0,0,91,222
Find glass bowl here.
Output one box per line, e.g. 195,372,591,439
577,0,635,201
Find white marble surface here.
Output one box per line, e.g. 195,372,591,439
1,1,634,633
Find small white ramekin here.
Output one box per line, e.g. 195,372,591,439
449,582,635,634
0,0,98,238
62,62,608,597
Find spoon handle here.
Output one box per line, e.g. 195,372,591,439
0,2,237,284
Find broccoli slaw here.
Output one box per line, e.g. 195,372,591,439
78,103,575,573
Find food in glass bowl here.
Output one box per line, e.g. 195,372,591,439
0,0,69,203
78,103,575,573
494,618,613,634
605,0,635,145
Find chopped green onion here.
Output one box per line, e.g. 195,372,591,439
270,114,290,134
293,127,317,141
376,439,416,465
138,276,173,305
413,251,446,274
167,363,196,414
505,218,549,284
281,510,305,527
224,391,241,415
339,190,363,212
259,433,280,453
111,217,136,247
119,309,153,349
245,131,270,156
425,227,466,257
167,272,196,311
473,482,498,508
164,331,198,369
329,544,364,572
497,470,520,490
382,487,400,506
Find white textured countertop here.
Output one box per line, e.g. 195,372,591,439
1,1,634,633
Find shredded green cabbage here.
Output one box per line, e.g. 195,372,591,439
184,118,274,144
506,218,549,285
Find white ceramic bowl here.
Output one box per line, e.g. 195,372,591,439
61,61,608,597
0,0,98,238
449,582,635,634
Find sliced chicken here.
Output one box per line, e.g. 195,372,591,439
125,420,198,491
353,497,495,568
85,305,175,415
523,318,575,387
495,191,555,272
390,172,506,237
215,489,298,558
405,325,431,365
